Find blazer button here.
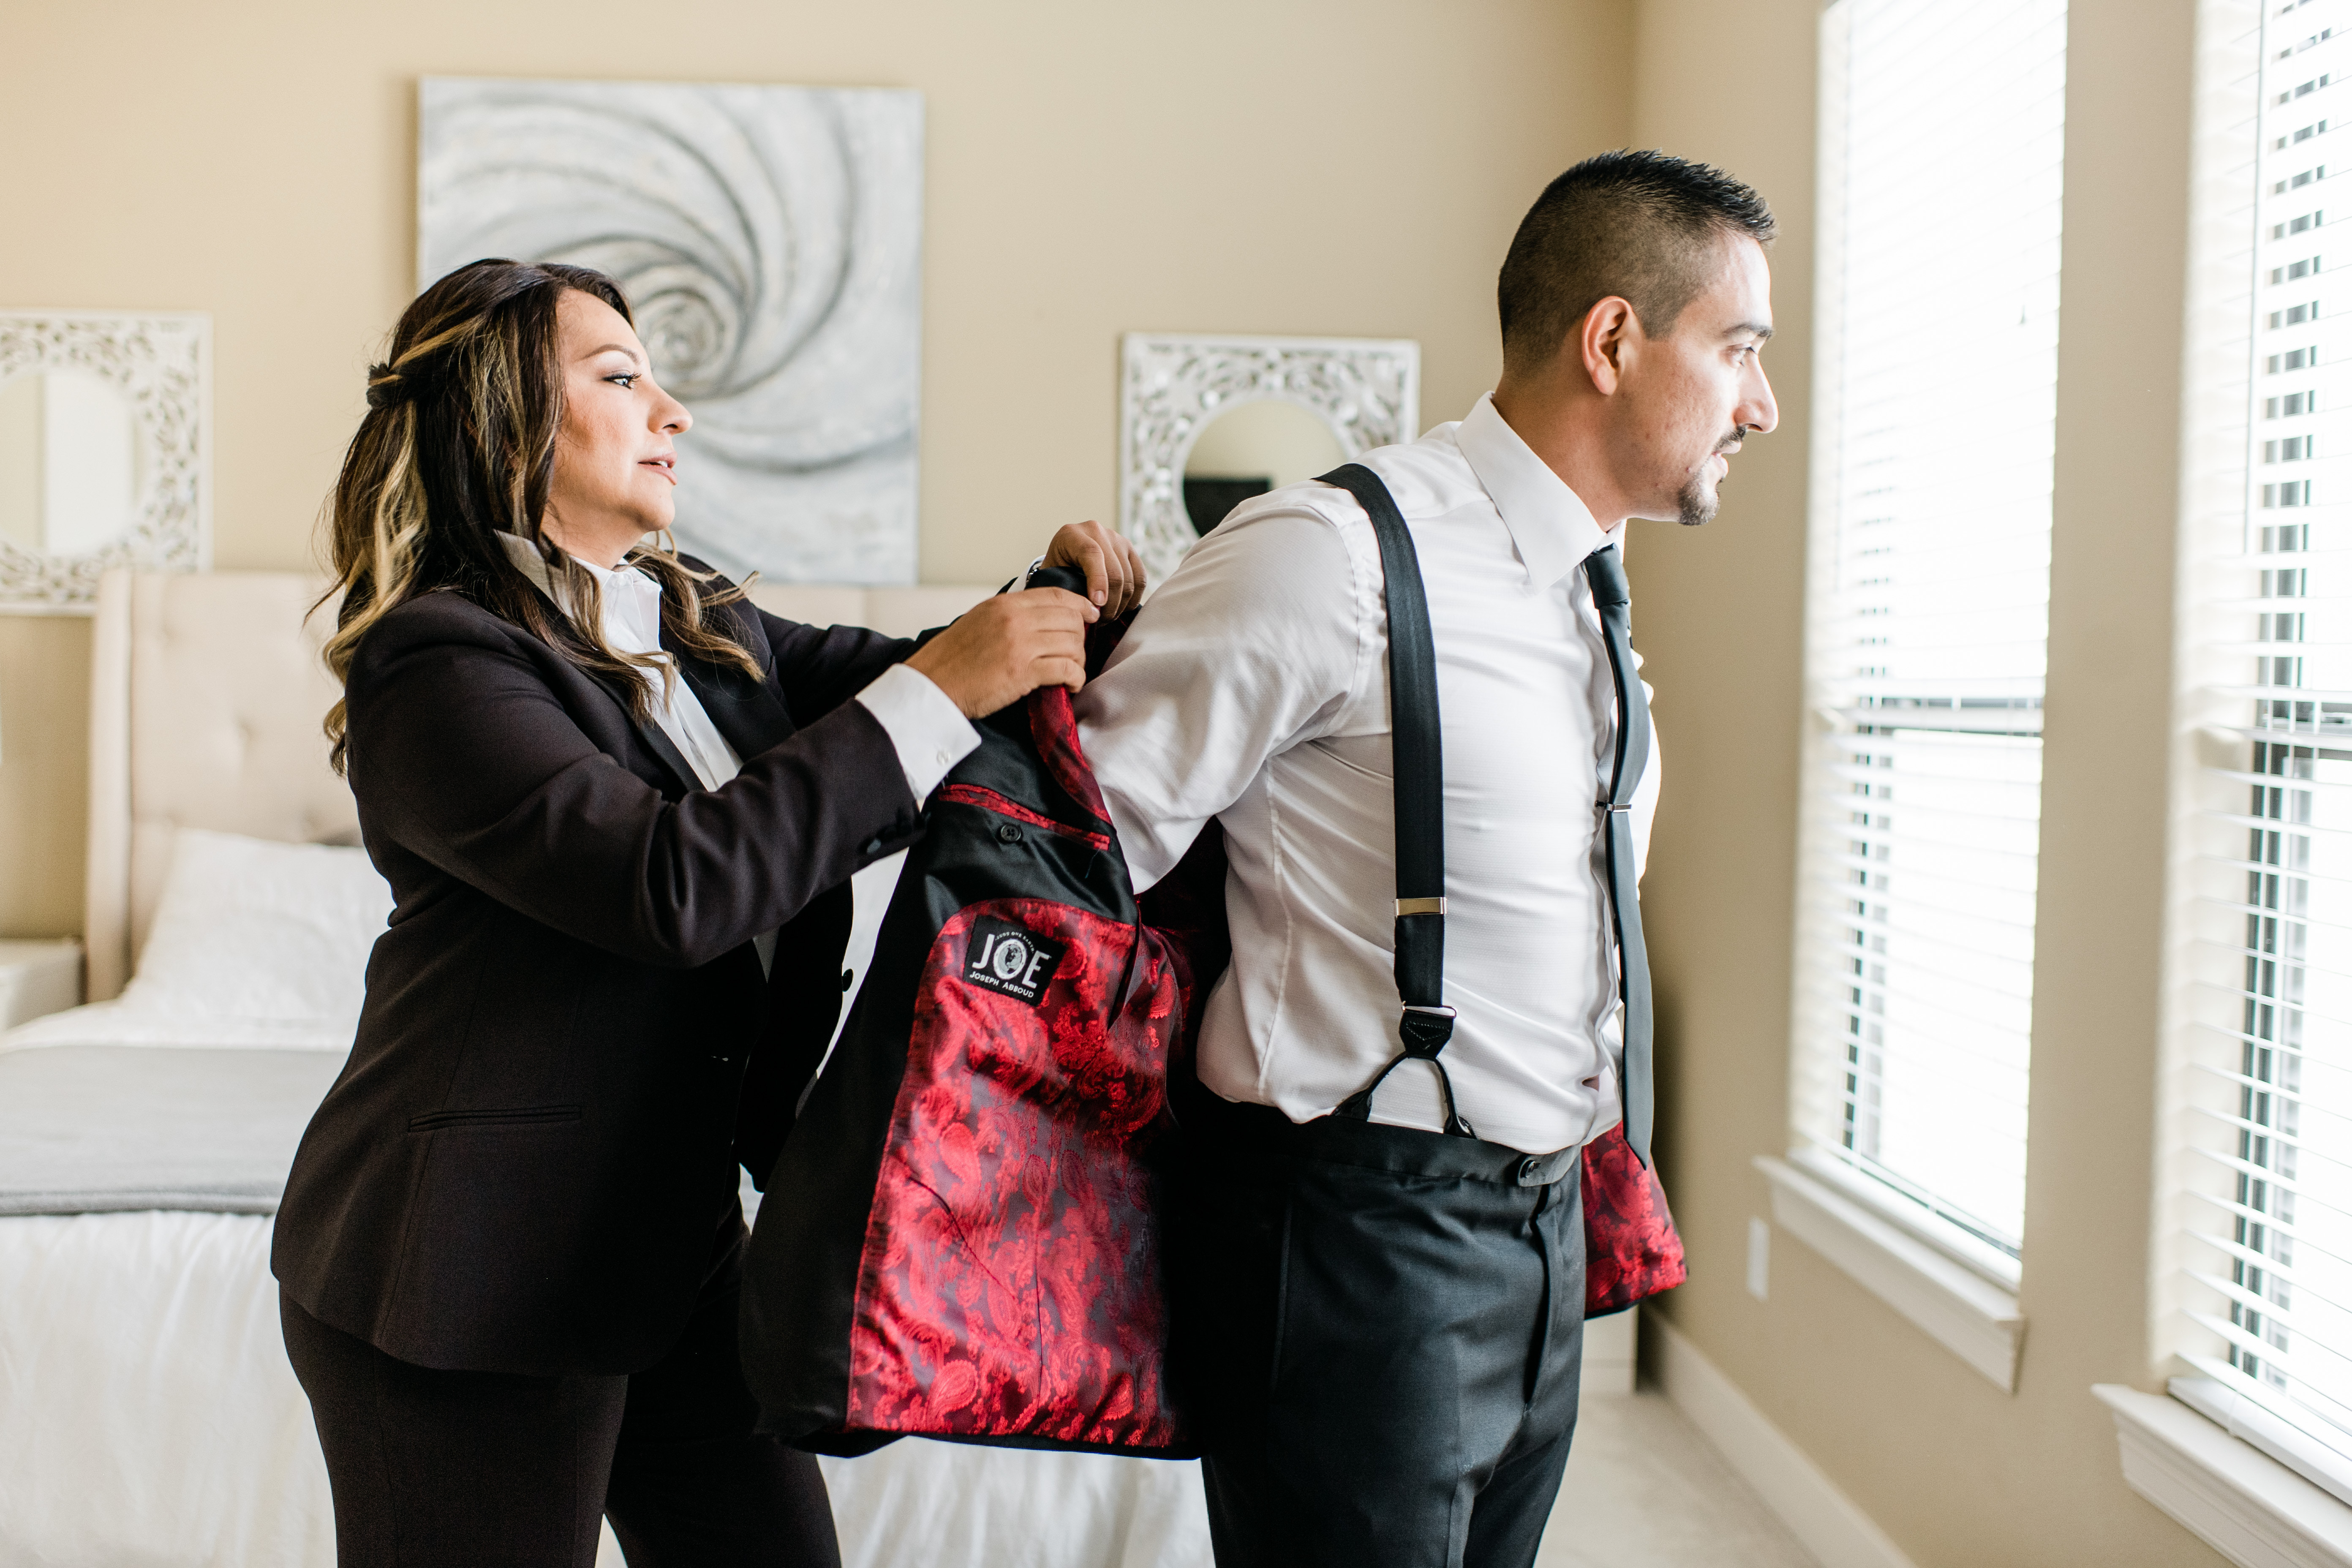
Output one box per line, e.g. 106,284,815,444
995,822,1025,844
840,969,854,992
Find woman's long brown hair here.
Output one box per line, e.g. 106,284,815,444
318,258,764,773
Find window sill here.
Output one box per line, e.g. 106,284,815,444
1754,1154,2024,1391
2093,1383,2352,1568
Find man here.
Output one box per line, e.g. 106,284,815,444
1072,150,1779,1566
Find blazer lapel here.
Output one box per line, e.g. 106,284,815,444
572,612,798,794
502,561,702,798
583,667,701,798
670,635,798,762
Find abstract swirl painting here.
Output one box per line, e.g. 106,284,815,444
419,78,923,583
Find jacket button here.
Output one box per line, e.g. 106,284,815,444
996,823,1025,844
840,969,854,992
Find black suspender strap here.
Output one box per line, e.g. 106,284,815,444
1319,463,1473,1139
1315,465,1658,1166
1586,545,1656,1169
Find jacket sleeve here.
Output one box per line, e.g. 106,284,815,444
754,610,923,728
346,611,920,969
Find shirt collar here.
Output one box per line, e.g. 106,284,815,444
1451,392,1612,590
494,531,666,653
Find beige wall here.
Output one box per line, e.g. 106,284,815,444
0,0,1634,936
1628,0,2227,1563
0,617,91,937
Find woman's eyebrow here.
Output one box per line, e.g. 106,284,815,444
584,343,643,365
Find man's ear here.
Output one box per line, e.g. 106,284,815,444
1581,297,1639,397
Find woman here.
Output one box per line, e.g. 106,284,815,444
271,258,1145,1566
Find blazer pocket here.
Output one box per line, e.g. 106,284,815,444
406,1105,583,1133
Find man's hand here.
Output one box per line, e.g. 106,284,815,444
1043,520,1148,615
904,588,1093,718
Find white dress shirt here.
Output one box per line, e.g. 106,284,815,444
1074,395,1661,1154
495,534,982,969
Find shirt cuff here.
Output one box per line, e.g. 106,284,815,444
855,662,982,801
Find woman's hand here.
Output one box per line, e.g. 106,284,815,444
905,588,1094,717
1043,520,1148,615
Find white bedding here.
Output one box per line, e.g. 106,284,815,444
0,1206,1211,1568
0,1000,357,1055
0,1210,335,1567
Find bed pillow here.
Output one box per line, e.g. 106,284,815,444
118,828,392,1025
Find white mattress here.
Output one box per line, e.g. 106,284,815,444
0,1210,335,1567
0,997,356,1055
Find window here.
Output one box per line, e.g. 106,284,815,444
2170,0,2352,1507
1789,0,2068,1271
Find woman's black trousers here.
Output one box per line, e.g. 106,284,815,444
281,1222,837,1568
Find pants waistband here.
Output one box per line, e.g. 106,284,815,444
1177,1086,1581,1188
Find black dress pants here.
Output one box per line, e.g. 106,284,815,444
1167,1093,1586,1568
281,1224,838,1568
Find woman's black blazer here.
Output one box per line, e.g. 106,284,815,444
272,573,927,1376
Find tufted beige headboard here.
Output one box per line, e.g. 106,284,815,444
81,570,998,1000
83,571,356,1001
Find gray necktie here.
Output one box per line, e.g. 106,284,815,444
1583,544,1655,1167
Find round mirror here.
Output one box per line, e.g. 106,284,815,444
0,367,141,558
1181,397,1346,536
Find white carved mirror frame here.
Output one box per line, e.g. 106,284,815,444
0,311,211,612
1120,333,1421,580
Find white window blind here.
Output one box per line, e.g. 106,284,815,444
2172,0,2352,1506
1792,0,2068,1265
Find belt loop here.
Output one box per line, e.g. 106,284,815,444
1514,1148,1576,1187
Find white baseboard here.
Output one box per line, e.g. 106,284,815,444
1582,1307,1639,1396
1653,1317,1920,1568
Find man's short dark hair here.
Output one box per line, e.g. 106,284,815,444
1497,150,1775,374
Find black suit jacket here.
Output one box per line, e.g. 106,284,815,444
272,575,926,1375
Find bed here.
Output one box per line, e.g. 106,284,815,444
0,569,1213,1568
